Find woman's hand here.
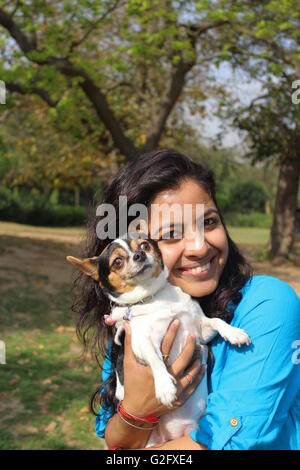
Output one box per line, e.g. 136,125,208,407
121,319,207,418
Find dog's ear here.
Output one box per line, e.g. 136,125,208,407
66,256,99,281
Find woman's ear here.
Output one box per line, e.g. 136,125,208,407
66,256,99,281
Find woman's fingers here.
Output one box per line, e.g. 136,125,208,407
123,322,136,365
177,360,206,396
173,363,207,408
168,334,196,378
160,319,180,359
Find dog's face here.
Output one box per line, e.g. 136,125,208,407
67,237,164,301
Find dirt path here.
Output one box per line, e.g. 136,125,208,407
0,222,85,245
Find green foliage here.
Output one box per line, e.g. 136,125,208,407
0,186,15,212
49,189,59,205
225,212,272,228
0,187,85,226
229,181,267,214
0,138,12,180
216,192,230,213
0,0,299,239
0,0,199,161
177,139,276,216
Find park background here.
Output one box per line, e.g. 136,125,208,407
0,0,299,450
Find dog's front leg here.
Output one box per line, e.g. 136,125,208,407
200,316,251,347
131,334,177,408
114,323,125,346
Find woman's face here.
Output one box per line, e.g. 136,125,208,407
148,178,229,297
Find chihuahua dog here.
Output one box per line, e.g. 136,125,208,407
67,237,251,445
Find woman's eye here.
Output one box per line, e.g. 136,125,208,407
112,257,123,268
204,217,218,228
160,230,182,240
140,241,150,251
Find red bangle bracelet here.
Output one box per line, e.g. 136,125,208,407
109,446,121,450
117,401,160,424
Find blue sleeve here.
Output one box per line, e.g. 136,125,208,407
190,277,300,449
95,342,115,439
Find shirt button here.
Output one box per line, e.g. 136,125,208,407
230,418,238,427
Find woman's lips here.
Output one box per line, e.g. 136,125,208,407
177,256,217,277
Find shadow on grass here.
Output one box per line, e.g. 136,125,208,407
0,335,104,450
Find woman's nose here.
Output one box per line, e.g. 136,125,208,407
183,229,209,255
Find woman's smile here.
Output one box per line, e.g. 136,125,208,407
176,254,217,277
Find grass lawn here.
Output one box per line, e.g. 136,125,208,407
0,234,103,450
228,227,269,245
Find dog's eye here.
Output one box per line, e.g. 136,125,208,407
140,241,150,251
112,257,123,268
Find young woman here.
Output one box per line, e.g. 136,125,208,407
72,149,300,450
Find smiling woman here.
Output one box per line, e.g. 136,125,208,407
71,149,300,451
149,180,229,299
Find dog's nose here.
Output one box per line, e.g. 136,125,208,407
133,251,146,262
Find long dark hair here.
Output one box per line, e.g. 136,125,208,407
71,149,253,415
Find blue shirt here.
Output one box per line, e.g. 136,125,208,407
95,275,300,449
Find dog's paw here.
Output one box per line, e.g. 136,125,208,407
154,373,177,408
219,325,251,348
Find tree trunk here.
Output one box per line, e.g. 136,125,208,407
269,143,300,259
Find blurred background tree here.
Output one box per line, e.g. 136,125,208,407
0,0,299,259
0,0,228,159
204,0,300,258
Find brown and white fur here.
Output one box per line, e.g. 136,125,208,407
67,237,251,446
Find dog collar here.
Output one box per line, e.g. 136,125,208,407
123,306,132,321
111,294,153,309
111,295,154,322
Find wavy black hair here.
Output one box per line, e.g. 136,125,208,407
71,149,253,415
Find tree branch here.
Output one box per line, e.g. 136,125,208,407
0,7,35,53
143,58,195,150
179,20,231,38
245,93,270,112
9,1,21,19
233,24,296,68
0,6,138,160
142,20,230,150
68,0,123,53
5,81,60,107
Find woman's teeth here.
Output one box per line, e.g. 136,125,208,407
190,262,210,274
